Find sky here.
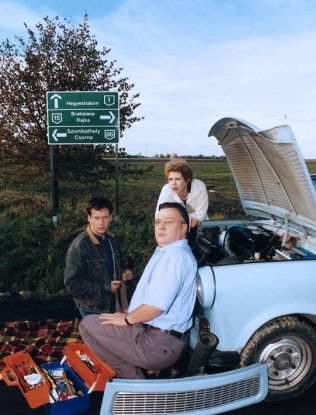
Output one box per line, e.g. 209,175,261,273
0,0,316,157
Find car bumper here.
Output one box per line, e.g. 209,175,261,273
100,363,268,415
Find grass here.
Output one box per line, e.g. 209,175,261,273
0,158,315,296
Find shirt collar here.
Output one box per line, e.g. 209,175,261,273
156,239,188,252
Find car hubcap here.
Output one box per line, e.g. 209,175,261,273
258,336,312,391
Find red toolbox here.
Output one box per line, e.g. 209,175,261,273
63,343,116,392
1,343,116,414
1,351,51,409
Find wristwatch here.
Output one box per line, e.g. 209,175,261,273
124,314,132,326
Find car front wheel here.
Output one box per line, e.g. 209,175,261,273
240,316,316,401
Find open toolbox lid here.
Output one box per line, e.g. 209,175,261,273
1,351,51,408
63,343,116,391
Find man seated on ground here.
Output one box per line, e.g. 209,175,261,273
79,202,197,379
64,196,133,318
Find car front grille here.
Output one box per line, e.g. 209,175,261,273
112,375,261,414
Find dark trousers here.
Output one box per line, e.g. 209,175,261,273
79,315,188,379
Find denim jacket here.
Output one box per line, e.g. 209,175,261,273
64,225,124,313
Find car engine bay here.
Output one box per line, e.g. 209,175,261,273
194,222,316,266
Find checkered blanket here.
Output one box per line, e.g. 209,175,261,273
0,320,82,370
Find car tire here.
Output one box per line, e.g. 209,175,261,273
240,315,316,401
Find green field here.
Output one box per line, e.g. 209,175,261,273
1,158,315,296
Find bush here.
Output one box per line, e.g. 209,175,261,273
0,182,158,297
0,158,246,297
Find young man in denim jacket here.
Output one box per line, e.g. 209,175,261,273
64,196,133,318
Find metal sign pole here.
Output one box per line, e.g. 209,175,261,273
49,145,59,227
115,143,119,217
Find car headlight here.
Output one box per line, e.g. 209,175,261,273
196,266,215,309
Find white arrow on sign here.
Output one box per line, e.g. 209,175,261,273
52,129,67,142
100,111,115,124
50,93,62,109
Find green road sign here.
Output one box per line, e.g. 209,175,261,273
47,91,119,144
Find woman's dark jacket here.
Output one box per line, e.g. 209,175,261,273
64,225,124,313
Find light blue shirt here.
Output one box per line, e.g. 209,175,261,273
128,239,197,332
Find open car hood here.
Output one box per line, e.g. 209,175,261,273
209,117,316,235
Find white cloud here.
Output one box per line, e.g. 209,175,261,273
0,1,43,32
0,0,316,157
93,9,316,156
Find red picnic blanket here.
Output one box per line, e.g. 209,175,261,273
0,319,82,370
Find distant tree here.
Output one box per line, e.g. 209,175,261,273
0,14,143,182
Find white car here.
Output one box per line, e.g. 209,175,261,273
310,173,316,192
98,117,315,415
192,117,316,401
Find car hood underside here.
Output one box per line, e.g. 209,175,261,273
209,117,316,237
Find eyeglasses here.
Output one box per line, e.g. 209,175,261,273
154,219,186,227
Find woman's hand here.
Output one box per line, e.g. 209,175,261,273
191,219,198,228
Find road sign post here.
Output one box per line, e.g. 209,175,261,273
46,91,120,223
47,91,120,144
49,145,59,227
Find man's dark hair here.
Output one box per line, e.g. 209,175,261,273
158,202,190,229
86,196,113,216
